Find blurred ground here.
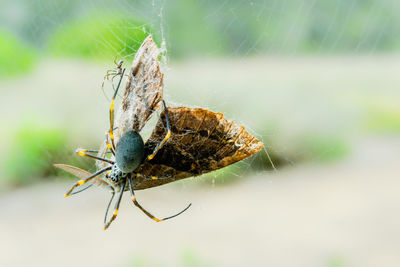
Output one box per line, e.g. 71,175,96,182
0,56,399,266
0,136,399,267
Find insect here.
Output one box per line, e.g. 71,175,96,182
55,35,263,230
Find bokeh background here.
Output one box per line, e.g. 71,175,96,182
1,0,399,266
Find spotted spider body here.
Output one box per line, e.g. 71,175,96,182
107,164,127,183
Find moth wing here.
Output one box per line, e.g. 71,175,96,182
114,35,164,140
134,107,263,190
54,164,110,189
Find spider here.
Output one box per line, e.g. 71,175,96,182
55,35,263,231
101,54,129,99
62,69,191,230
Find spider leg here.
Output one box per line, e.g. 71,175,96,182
77,149,113,154
103,189,115,225
128,176,191,222
109,68,126,150
64,166,112,197
70,184,93,195
112,73,129,87
134,173,173,181
102,71,118,89
75,148,114,164
76,149,111,154
104,133,115,155
103,178,126,230
101,71,119,101
147,100,172,160
104,71,117,81
113,53,119,66
110,73,120,85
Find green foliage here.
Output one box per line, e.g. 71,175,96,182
365,104,400,133
180,248,216,267
4,0,400,59
49,12,152,60
128,248,216,267
200,0,400,55
248,146,282,171
298,135,350,163
303,0,400,52
201,165,242,185
129,255,148,267
165,0,227,58
0,29,37,78
328,256,345,267
4,124,67,185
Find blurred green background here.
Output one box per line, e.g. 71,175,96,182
0,0,399,266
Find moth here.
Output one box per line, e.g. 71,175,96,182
55,35,263,230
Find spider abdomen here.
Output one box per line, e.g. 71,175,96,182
115,130,145,173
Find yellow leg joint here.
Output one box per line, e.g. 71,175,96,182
106,142,113,150
76,149,87,156
165,130,171,139
147,130,171,160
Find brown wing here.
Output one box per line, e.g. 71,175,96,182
134,107,263,190
114,34,163,137
97,35,164,170
54,164,111,189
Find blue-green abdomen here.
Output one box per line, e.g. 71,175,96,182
115,130,145,173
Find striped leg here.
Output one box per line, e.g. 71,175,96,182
134,173,173,181
64,166,111,197
75,148,114,164
103,178,126,230
128,176,191,222
109,68,126,150
69,184,93,195
103,190,115,225
147,100,172,160
104,133,115,155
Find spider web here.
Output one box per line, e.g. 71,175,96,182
1,0,397,181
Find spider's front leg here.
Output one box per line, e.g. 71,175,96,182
75,148,114,164
147,100,172,160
